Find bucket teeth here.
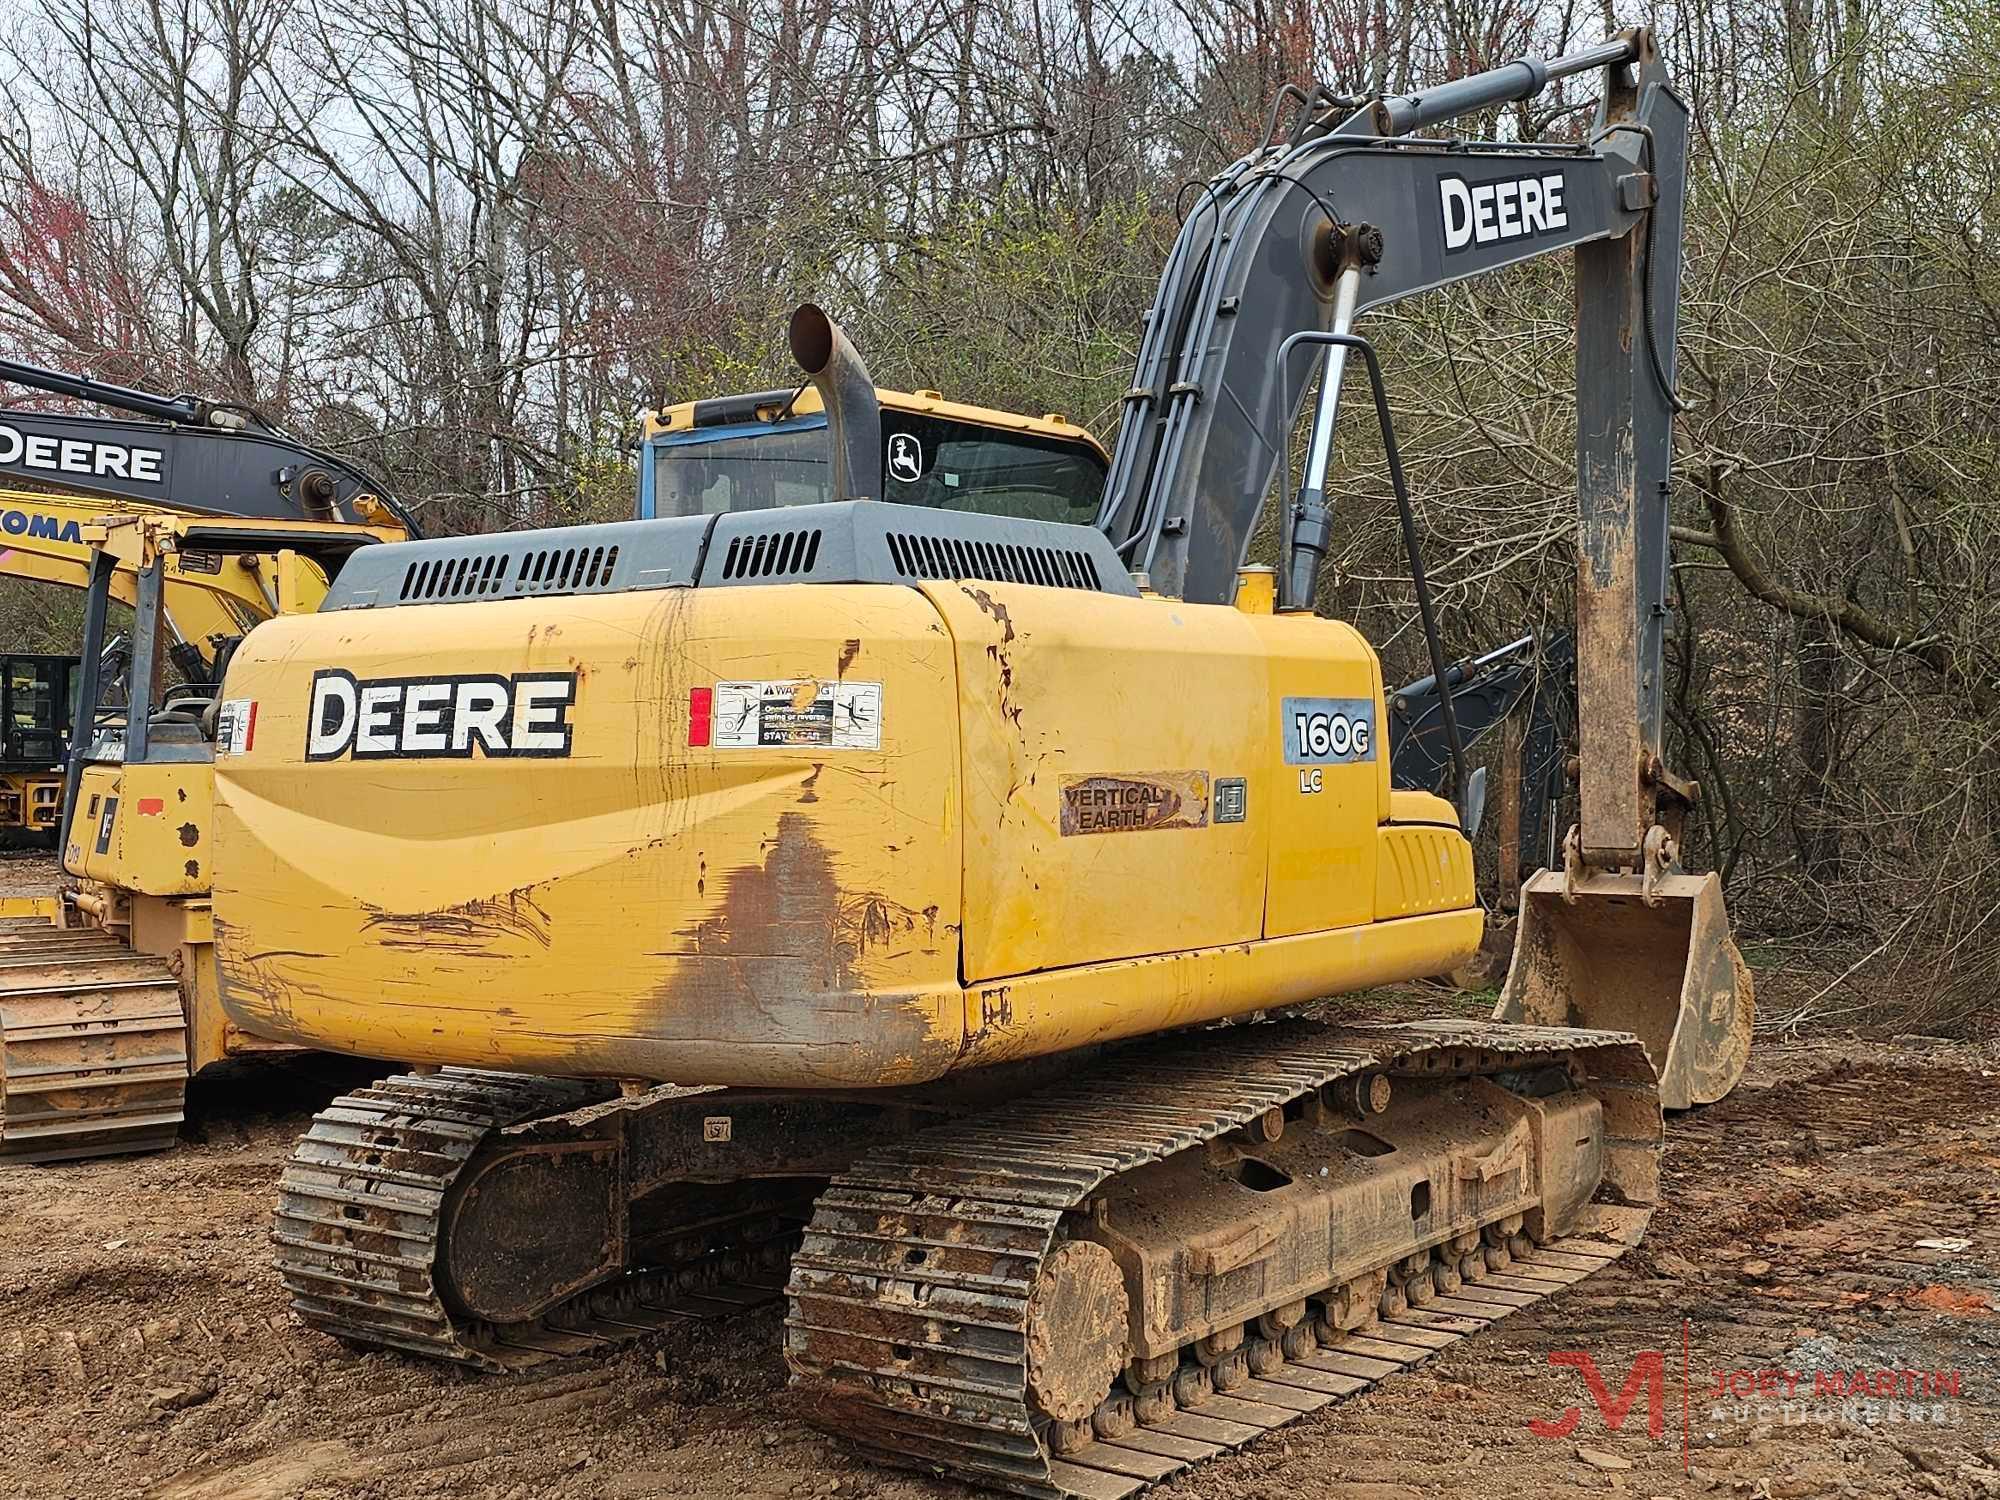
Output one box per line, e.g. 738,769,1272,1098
0,919,188,1164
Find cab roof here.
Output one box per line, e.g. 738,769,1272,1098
641,386,1106,459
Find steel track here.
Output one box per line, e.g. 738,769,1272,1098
273,1069,802,1369
0,917,187,1163
783,1018,1658,1498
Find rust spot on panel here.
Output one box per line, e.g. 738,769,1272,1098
962,983,1017,1055
177,787,186,802
184,860,199,878
361,888,554,957
800,764,823,804
178,822,200,847
965,585,1015,642
965,585,1024,727
837,638,861,676
672,813,937,987
650,812,948,1080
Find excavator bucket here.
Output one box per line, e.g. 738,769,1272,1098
1495,869,1752,1110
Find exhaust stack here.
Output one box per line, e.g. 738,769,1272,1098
789,304,883,503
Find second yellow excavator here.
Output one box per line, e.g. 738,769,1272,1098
213,30,1748,1498
0,357,416,1160
0,485,342,840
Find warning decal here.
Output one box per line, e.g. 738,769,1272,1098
215,698,258,756
1059,772,1210,836
713,679,883,750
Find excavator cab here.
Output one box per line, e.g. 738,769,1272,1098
637,385,1108,528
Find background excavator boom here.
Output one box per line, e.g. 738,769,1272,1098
0,356,418,533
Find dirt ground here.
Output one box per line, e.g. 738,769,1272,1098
4,883,1998,1499
0,849,59,898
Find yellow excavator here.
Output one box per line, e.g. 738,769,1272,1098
215,33,1747,1494
0,486,355,840
0,358,415,1161
0,651,74,840
0,358,1125,1163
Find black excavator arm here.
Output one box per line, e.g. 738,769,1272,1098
0,356,421,535
1093,27,1685,880
1389,631,1576,892
1081,28,1747,1104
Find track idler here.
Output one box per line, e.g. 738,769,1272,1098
1497,865,1752,1110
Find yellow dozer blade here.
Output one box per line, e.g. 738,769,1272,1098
1495,869,1752,1110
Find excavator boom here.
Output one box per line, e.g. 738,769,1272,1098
0,489,294,647
0,356,415,532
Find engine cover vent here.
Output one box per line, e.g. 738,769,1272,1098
320,503,1135,610
884,530,1104,591
719,528,823,581
697,504,1136,596
398,542,627,603
324,517,708,610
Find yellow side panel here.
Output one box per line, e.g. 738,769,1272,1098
958,907,1484,1067
211,585,964,1086
1248,614,1388,937
1376,825,1477,919
919,582,1272,981
1388,788,1458,824
65,760,213,896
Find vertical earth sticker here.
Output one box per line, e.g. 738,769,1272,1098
1058,771,1211,835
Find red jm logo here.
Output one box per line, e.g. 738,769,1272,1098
1529,1350,1668,1440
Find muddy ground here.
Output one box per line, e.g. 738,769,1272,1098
4,878,1998,1498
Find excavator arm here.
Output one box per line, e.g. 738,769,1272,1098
1089,29,1746,1105
0,356,421,664
1096,34,1679,620
0,489,300,659
0,356,418,533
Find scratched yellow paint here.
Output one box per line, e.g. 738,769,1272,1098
1246,610,1390,938
211,576,1480,1089
922,581,1273,979
61,761,250,1072
212,584,966,1087
69,760,213,897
